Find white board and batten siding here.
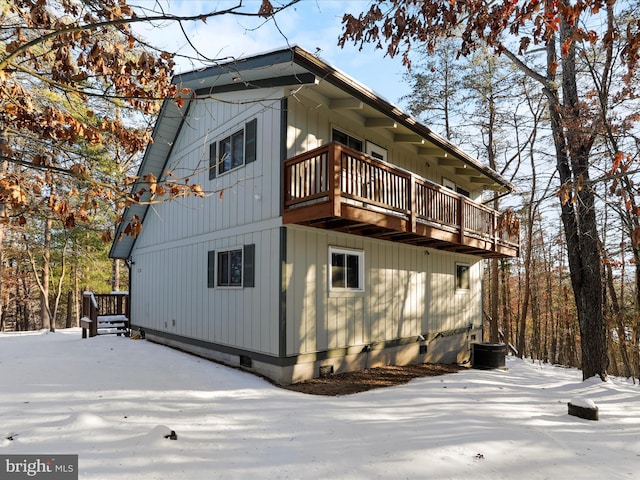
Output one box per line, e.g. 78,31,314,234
129,88,285,356
134,88,284,247
285,92,484,201
284,94,483,357
285,226,483,357
132,228,280,355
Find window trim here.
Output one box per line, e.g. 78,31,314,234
442,177,456,191
208,244,256,289
365,141,387,161
456,263,470,291
332,127,364,152
218,129,245,175
216,247,244,288
209,118,258,180
328,246,365,292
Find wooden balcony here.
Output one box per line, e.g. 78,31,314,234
283,142,519,258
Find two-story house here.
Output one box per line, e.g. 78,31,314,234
110,46,519,385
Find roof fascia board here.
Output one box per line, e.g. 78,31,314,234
194,73,316,96
173,48,296,87
109,96,194,259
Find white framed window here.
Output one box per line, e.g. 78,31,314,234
219,130,245,174
218,248,243,287
442,177,456,191
207,245,255,288
366,141,387,161
456,263,470,291
209,118,257,179
329,247,364,291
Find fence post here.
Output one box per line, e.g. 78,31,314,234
90,298,98,337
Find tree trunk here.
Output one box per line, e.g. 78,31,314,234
74,266,80,327
486,90,500,344
112,258,120,292
545,19,607,380
66,290,73,329
40,211,53,331
500,259,511,349
517,211,534,358
634,252,640,381
604,255,632,377
531,273,541,360
0,157,6,333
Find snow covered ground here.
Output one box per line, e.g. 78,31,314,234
1,329,639,479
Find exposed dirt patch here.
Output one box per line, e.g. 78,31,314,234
281,363,465,396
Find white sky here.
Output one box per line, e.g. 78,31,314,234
131,0,411,104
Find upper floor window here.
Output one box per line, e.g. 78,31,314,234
366,141,387,161
443,177,456,191
332,128,363,152
443,176,470,198
220,131,245,174
456,186,470,198
209,118,257,179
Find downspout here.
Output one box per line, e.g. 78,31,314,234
480,260,485,343
126,257,133,328
278,95,288,359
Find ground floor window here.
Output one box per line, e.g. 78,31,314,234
456,263,470,291
218,249,243,287
329,247,364,291
208,244,255,288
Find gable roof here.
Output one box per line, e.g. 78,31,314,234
110,45,514,260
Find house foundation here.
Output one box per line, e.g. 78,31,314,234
139,325,478,385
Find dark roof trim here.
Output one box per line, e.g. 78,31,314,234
173,48,296,86
194,73,316,96
109,96,194,259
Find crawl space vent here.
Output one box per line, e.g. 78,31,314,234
419,344,427,355
239,355,252,368
319,365,334,378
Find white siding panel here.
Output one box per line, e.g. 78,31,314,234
286,94,328,155
133,88,284,252
285,226,483,356
129,86,286,357
368,241,381,343
130,224,281,356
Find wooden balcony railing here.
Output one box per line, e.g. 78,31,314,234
283,142,519,258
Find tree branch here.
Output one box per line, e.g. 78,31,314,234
0,0,301,71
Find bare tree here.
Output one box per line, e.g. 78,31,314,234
339,0,640,380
